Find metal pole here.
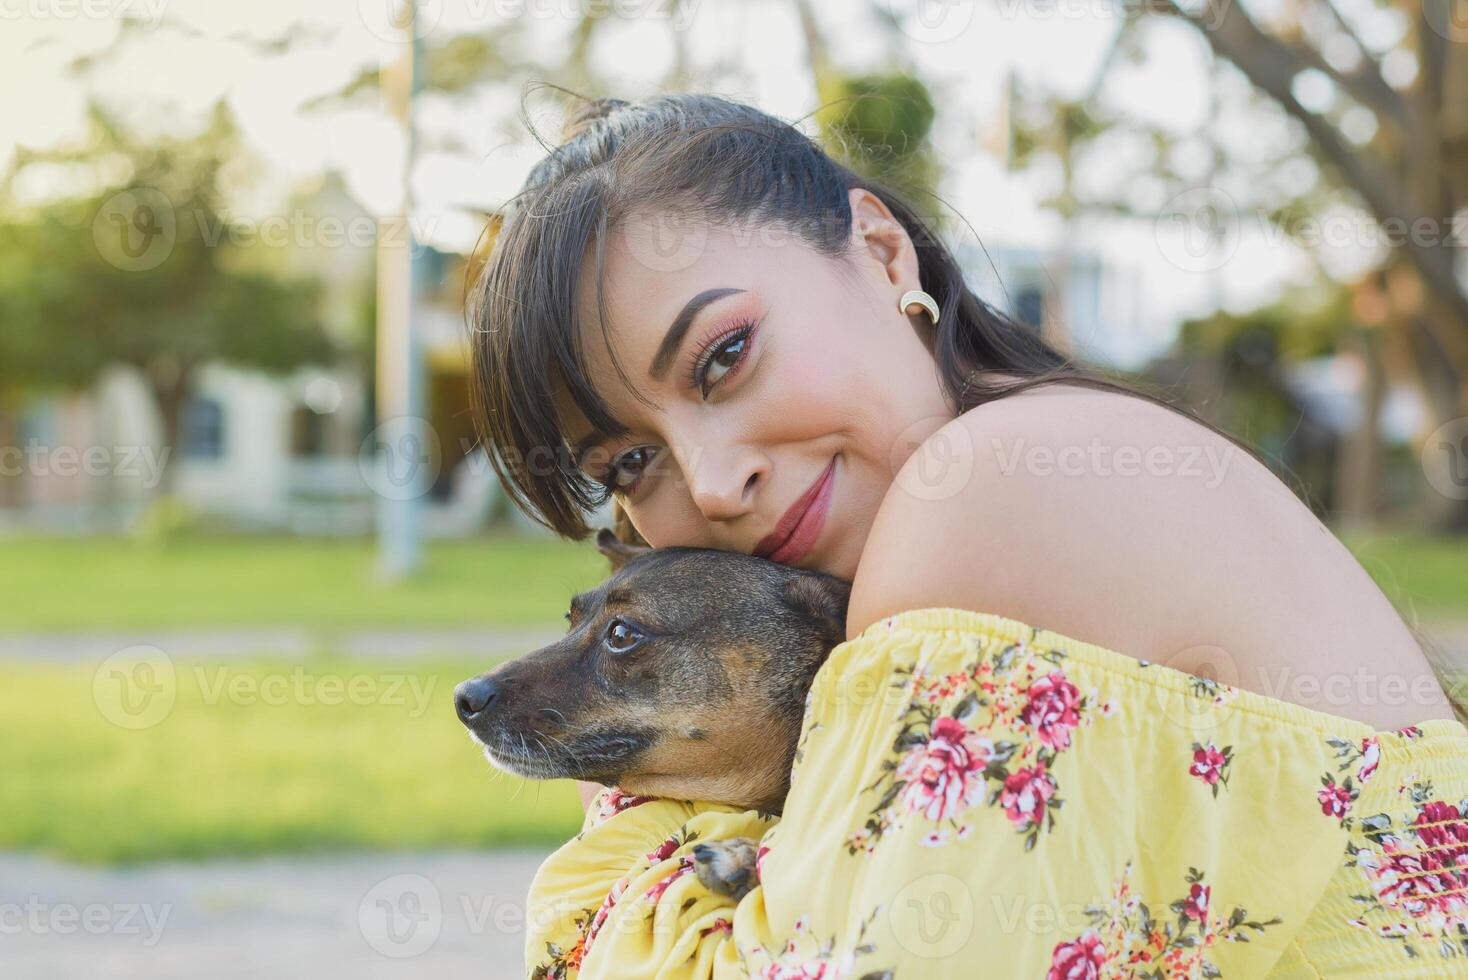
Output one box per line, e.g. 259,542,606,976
373,3,428,581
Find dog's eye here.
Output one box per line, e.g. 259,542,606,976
603,618,645,654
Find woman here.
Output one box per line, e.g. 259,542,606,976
470,93,1468,977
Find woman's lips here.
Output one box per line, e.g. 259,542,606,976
754,458,836,565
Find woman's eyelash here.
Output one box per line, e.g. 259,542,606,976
685,318,756,395
587,317,757,500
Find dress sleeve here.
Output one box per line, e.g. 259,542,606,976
525,607,1373,979
523,788,775,979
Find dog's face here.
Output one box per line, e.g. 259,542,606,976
454,529,850,813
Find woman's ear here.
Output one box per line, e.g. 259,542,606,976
847,187,920,293
595,526,651,571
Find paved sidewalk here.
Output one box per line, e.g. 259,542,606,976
0,849,551,979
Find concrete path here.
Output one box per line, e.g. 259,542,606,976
0,849,552,979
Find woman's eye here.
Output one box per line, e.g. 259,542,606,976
605,446,655,492
694,325,753,398
604,618,645,654
702,334,746,390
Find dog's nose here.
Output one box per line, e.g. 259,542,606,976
454,676,500,724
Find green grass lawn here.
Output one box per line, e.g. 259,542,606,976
0,530,1460,633
0,653,584,865
1342,532,1468,620
0,533,609,631
0,529,1460,866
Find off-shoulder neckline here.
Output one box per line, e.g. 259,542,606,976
851,605,1466,744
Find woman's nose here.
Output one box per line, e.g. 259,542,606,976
679,444,767,523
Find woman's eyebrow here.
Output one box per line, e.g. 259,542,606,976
571,286,747,465
647,286,746,382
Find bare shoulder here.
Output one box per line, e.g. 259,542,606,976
844,383,1450,731
845,383,1241,652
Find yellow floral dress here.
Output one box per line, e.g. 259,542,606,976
525,607,1468,978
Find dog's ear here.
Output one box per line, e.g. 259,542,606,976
596,526,651,571
783,573,851,642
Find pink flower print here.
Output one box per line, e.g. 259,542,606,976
895,715,993,822
1189,743,1228,787
1414,801,1468,865
1000,763,1058,830
1020,671,1083,751
644,858,694,905
1182,882,1210,922
761,964,834,980
1319,780,1353,820
1357,736,1380,784
1048,928,1106,980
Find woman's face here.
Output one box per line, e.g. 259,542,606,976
555,188,956,582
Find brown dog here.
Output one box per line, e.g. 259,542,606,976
455,529,850,811
454,529,850,896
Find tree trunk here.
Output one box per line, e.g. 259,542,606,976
0,394,21,509
146,362,192,496
1333,328,1385,531
1403,317,1468,533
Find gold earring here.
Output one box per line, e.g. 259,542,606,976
898,289,940,326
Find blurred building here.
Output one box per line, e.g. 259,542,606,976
954,240,1168,370
5,219,1162,536
0,178,535,537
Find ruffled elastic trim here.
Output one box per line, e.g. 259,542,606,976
852,606,1468,745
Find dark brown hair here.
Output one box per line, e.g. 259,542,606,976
467,89,1272,543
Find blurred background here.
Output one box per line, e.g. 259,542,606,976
2,0,1466,976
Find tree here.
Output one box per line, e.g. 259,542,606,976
1158,0,1467,530
1004,2,1468,529
0,102,334,492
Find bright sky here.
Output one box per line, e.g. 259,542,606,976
4,0,1372,367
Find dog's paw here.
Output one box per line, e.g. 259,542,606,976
691,837,760,901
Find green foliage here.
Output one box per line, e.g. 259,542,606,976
0,534,610,631
0,102,335,399
1179,284,1356,363
816,72,939,209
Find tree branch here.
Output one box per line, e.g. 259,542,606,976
1160,0,1468,327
